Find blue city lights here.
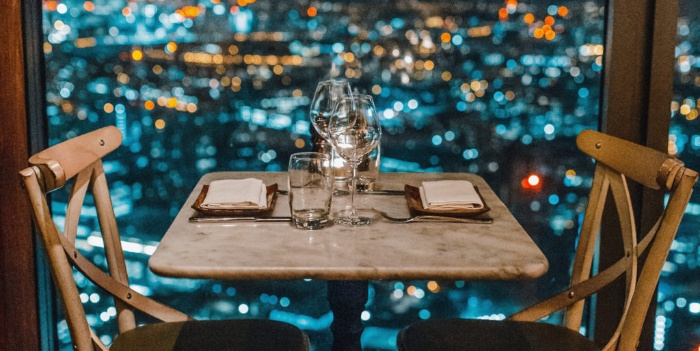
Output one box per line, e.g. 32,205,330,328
40,0,700,349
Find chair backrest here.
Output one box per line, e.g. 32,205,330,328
20,126,189,351
508,130,697,351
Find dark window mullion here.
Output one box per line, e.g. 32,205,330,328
597,0,678,350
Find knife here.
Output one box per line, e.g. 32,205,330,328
189,216,292,223
277,189,405,196
357,189,406,195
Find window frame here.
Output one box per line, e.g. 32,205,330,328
0,1,40,348
597,0,678,349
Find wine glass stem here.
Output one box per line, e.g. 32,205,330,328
350,164,358,218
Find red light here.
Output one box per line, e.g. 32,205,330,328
527,174,540,187
521,174,542,190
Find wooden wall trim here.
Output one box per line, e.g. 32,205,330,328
0,0,39,349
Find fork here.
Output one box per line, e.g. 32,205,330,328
371,209,493,224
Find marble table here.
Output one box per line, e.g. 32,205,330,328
149,172,548,350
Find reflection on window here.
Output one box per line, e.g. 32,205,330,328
41,1,693,350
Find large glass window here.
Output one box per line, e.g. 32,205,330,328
40,1,695,350
661,1,700,349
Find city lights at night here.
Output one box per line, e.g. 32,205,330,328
40,1,699,350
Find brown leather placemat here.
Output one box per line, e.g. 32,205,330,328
191,183,278,217
404,184,490,218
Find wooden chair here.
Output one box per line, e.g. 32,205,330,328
20,126,310,351
397,130,698,351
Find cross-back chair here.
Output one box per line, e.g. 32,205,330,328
397,129,698,351
20,126,310,351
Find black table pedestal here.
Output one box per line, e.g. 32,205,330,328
327,280,369,351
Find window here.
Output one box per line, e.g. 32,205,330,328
660,1,700,349
38,1,697,350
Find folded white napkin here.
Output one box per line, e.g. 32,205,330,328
419,180,484,210
201,178,267,209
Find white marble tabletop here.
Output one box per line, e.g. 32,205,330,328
149,172,548,281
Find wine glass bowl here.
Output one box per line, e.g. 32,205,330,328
310,80,353,139
327,94,382,226
329,114,379,165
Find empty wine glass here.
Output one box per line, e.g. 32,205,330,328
310,79,353,145
310,79,353,187
327,94,382,226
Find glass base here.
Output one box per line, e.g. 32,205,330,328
334,216,373,226
292,217,329,230
291,209,330,230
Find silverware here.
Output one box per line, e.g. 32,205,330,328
357,189,406,196
277,189,405,196
189,216,292,223
372,209,493,224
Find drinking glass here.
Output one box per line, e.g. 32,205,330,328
310,80,353,187
288,152,334,230
327,94,382,226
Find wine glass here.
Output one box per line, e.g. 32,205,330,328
327,94,382,226
310,79,353,187
309,79,353,146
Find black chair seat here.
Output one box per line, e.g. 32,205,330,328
397,318,599,351
111,319,309,351
395,130,699,350
21,127,310,351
